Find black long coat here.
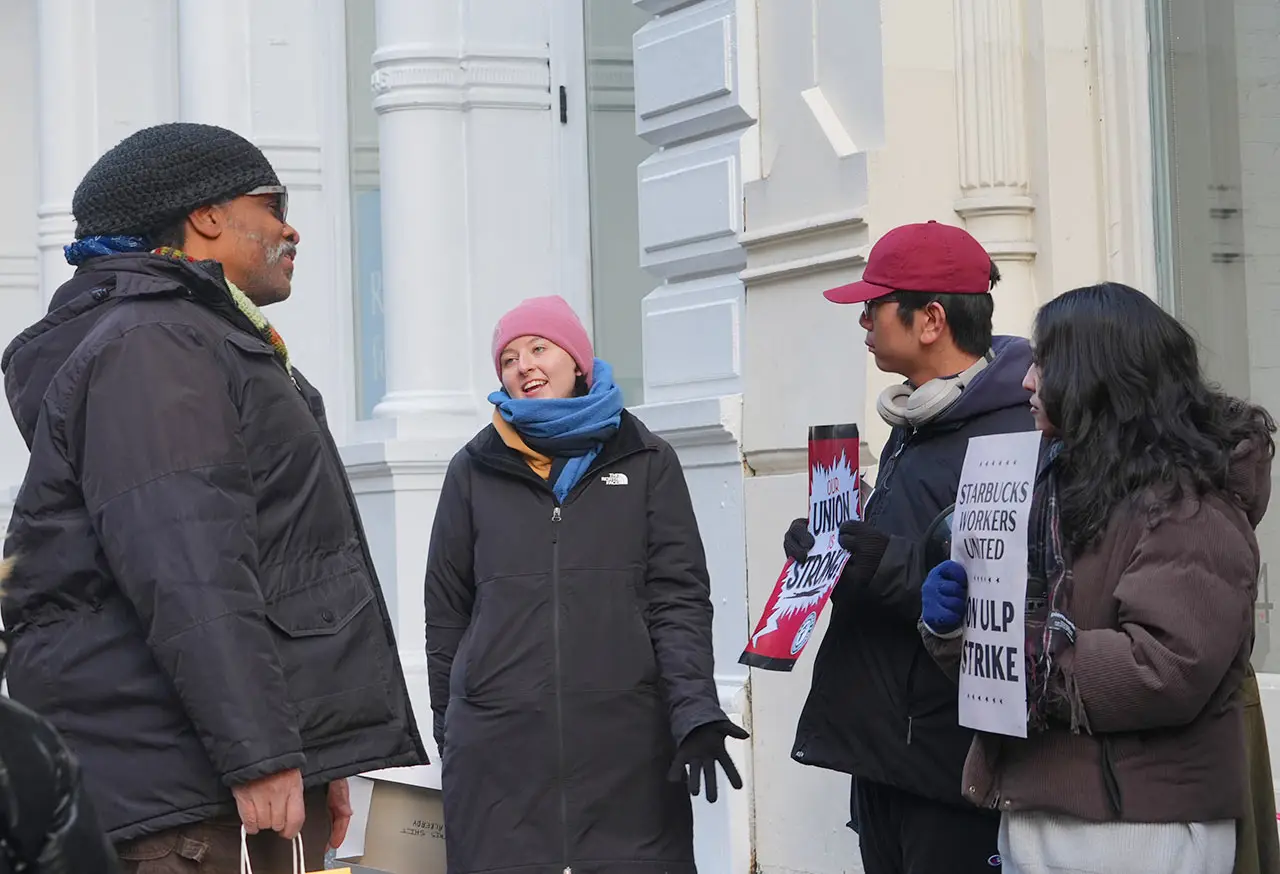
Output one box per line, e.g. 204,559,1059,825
425,413,728,874
0,680,120,873
0,254,425,842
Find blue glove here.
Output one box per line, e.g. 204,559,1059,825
921,560,968,637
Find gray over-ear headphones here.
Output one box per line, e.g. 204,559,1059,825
876,350,995,428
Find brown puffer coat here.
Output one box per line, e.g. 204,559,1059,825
926,439,1270,824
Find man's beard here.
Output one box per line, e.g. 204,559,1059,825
265,239,297,265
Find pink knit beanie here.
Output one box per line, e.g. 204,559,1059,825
491,295,595,386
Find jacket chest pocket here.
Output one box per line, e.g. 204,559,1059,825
263,568,395,739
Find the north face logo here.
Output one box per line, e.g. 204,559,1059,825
601,473,628,486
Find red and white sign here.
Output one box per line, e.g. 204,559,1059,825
740,423,861,672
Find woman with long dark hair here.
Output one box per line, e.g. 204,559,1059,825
919,282,1275,874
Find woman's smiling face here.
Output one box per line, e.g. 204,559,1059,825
499,336,580,400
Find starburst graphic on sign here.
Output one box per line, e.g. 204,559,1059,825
751,450,858,648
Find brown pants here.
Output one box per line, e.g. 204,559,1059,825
115,789,331,873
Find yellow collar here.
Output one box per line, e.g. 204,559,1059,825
492,410,552,480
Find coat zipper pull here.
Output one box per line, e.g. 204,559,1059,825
906,716,913,745
552,506,562,523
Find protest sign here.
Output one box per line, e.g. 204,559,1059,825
740,423,861,671
952,430,1041,737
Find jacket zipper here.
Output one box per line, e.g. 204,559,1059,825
875,427,924,748
550,504,570,874
472,440,653,874
867,428,914,524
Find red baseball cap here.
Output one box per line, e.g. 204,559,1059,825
824,220,992,304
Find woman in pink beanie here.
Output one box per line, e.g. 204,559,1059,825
424,295,748,874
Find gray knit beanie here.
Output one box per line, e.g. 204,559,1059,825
72,123,281,239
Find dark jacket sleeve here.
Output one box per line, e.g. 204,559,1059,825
646,443,727,745
1062,501,1256,733
71,323,303,786
918,618,964,683
0,690,120,873
423,452,476,752
853,532,927,624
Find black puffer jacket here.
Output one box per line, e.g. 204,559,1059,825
0,254,426,842
791,336,1036,805
0,673,120,873
425,413,728,874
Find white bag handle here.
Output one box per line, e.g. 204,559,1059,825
240,827,306,874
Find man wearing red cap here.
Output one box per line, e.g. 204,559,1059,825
780,221,1036,872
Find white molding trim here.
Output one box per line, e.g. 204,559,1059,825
738,245,868,285
631,395,744,454
738,207,867,248
371,45,552,114
35,206,74,253
339,435,459,496
635,0,702,15
742,447,807,477
739,208,870,285
351,139,380,191
982,239,1040,262
0,252,39,291
257,139,324,191
587,48,636,112
953,192,1035,218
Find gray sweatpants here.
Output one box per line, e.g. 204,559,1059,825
998,811,1235,874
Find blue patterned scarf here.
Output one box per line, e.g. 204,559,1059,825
64,235,152,266
488,358,624,502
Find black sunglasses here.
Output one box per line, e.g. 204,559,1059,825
246,185,289,224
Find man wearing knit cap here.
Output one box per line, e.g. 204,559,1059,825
0,123,426,873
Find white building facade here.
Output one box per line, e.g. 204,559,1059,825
0,1,1277,872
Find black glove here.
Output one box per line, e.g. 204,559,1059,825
783,517,815,563
834,520,890,589
668,720,749,803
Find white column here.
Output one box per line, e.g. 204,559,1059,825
35,0,97,304
953,0,1037,337
176,0,252,132
369,0,474,433
1091,0,1159,295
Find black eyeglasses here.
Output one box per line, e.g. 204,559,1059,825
246,185,289,224
862,295,899,321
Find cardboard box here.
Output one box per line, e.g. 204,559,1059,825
344,780,446,874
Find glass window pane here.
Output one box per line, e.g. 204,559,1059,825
346,0,384,420
1151,0,1280,670
583,0,657,406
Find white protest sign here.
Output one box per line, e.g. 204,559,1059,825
952,430,1041,738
